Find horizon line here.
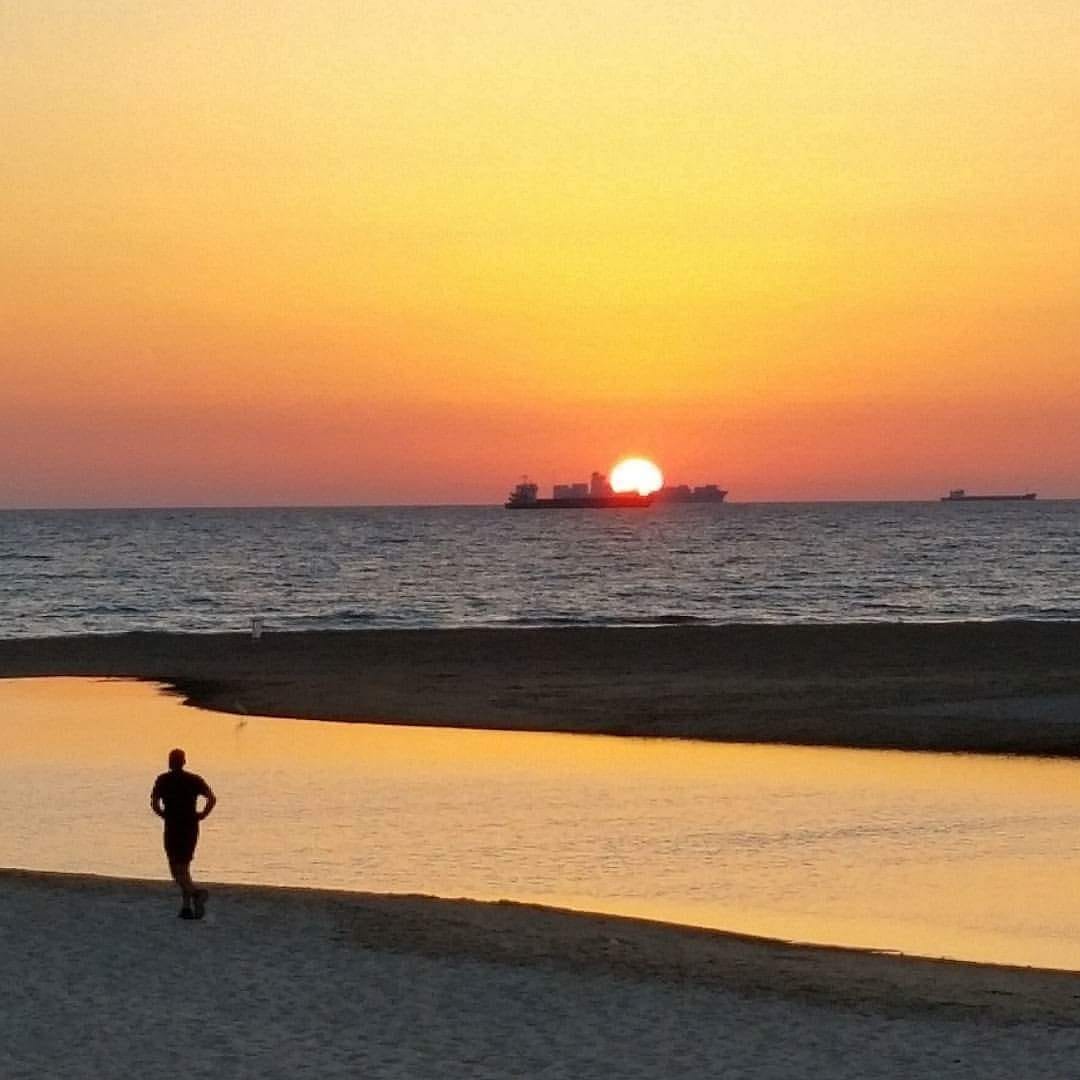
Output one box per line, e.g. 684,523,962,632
0,497,1071,513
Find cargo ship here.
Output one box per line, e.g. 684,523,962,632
505,473,653,509
941,489,1036,502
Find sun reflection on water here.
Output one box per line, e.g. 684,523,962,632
4,677,1080,970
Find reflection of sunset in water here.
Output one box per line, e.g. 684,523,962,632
5,677,1080,970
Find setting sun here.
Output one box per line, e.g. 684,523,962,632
609,458,663,496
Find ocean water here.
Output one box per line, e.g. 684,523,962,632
1,500,1078,638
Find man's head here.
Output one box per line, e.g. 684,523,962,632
168,748,186,771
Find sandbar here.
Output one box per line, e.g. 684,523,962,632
3,622,1080,755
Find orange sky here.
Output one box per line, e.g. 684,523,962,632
3,1,1078,505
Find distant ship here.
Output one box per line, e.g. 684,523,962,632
505,472,652,509
653,484,727,504
941,489,1036,502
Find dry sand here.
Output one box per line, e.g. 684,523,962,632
3,869,1079,1080
4,623,1080,754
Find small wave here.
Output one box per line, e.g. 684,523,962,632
281,609,392,627
497,613,711,628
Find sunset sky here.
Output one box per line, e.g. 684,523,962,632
4,1,1078,506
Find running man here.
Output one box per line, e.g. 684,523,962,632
150,748,217,919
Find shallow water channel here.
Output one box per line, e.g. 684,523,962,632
4,677,1080,970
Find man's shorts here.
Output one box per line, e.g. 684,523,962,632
164,821,199,864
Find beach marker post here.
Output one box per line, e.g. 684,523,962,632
250,616,263,641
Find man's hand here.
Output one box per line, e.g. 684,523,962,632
197,789,218,821
150,795,165,819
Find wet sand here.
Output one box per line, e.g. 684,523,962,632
3,623,1080,754
3,869,1078,1079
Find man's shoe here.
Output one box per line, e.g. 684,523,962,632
193,890,208,919
178,908,196,920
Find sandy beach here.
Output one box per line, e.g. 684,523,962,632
2,869,1078,1080
6,624,1080,1076
3,622,1080,755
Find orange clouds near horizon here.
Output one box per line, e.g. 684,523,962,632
3,1,1078,506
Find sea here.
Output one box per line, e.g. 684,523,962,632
2,500,1079,638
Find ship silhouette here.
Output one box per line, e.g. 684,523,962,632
505,472,728,509
941,488,1036,502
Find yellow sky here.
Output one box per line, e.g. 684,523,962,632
3,1,1078,504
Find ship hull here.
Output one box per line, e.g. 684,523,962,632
941,493,1036,501
505,495,653,509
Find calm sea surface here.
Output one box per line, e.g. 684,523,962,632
6,678,1080,970
2,501,1079,637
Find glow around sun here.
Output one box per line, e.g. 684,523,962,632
609,457,664,495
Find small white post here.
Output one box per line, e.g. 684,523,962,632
250,616,263,641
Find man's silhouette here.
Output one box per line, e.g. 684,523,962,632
150,748,217,919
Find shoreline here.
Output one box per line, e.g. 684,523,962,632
3,623,1080,756
6,867,1080,1023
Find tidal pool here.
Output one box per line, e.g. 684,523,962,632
4,677,1080,969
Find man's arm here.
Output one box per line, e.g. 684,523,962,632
150,788,165,819
198,788,217,821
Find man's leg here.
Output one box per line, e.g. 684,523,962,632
169,857,208,919
169,859,196,912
